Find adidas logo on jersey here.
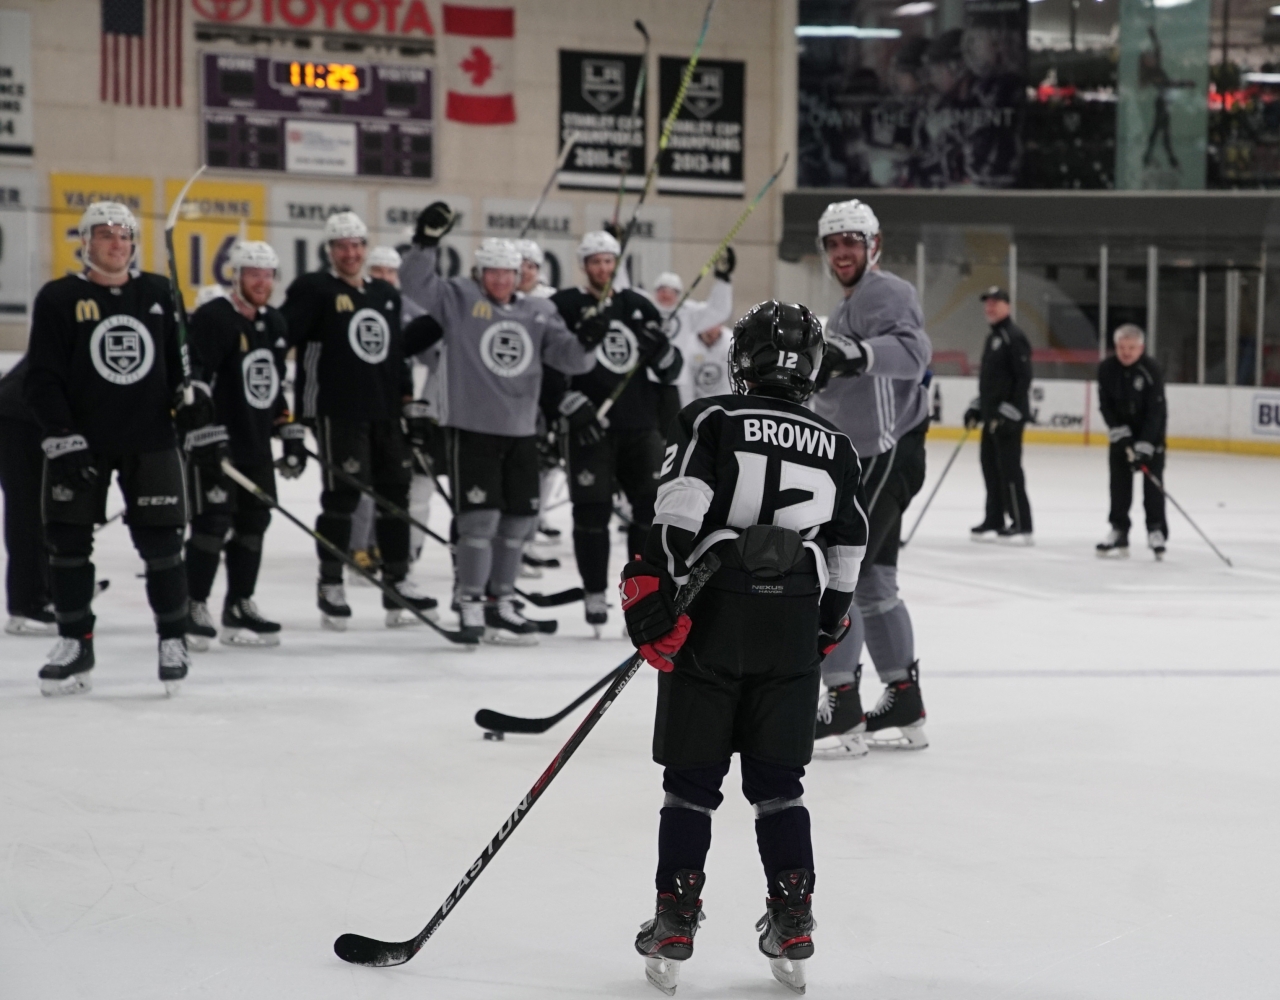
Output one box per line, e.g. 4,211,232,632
742,417,837,459
149,302,164,314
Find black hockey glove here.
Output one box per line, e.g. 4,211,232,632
276,422,308,479
413,201,457,247
619,557,691,672
184,424,230,477
713,245,736,281
558,390,606,446
963,406,982,431
824,335,869,381
42,433,99,491
173,382,216,436
402,400,436,451
819,615,850,662
574,302,611,350
603,220,622,241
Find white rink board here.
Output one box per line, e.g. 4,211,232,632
2,442,1278,998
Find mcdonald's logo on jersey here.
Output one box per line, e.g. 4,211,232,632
75,299,101,323
471,300,493,320
335,294,354,313
240,333,249,352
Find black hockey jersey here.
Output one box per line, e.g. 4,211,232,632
977,316,1033,424
649,391,868,624
1098,354,1166,446
0,356,37,425
190,295,289,466
282,271,406,422
24,272,182,456
549,287,681,431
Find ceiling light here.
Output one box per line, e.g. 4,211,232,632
892,2,936,15
795,25,904,38
1245,72,1280,83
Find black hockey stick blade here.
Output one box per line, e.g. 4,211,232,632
475,662,624,734
514,586,584,607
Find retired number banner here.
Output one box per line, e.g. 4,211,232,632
656,57,744,198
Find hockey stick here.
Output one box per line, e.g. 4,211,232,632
1139,465,1233,567
517,130,584,240
333,553,720,968
93,508,126,532
901,427,970,549
219,460,478,645
307,446,585,608
610,20,651,229
163,165,206,403
476,660,624,735
596,153,786,421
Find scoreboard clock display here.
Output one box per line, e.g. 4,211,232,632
201,54,433,179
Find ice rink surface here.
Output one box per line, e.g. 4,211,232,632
2,440,1277,999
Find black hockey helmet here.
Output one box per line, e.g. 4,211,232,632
730,300,826,402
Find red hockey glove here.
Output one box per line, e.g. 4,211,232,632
819,615,850,662
638,614,692,673
620,557,692,670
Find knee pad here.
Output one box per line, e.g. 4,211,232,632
233,506,271,538
573,502,612,533
740,756,805,809
497,514,537,547
227,531,263,553
45,522,93,560
133,525,184,561
191,512,232,542
374,482,409,510
320,488,361,517
854,564,901,618
188,532,225,554
456,508,501,544
662,761,731,813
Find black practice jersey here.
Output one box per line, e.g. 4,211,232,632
24,272,181,456
978,317,1033,423
1098,354,1166,446
649,392,868,622
190,296,289,466
0,356,37,424
550,287,681,431
283,271,405,422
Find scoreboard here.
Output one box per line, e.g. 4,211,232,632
200,54,433,179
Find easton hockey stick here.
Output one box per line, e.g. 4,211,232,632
219,460,478,645
333,553,720,968
163,165,206,404
517,130,584,240
476,661,624,736
901,427,971,549
1139,465,1233,567
609,20,651,229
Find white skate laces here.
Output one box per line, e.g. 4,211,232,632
47,637,82,666
189,601,215,628
816,689,836,726
320,583,347,605
159,638,189,668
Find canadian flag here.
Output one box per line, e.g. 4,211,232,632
442,4,516,125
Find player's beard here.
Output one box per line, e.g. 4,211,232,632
836,256,867,290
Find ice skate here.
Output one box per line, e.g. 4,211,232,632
158,637,190,696
1149,529,1167,561
1096,529,1129,558
458,596,487,643
970,520,1002,542
636,869,705,995
813,677,868,758
584,591,608,638
221,598,282,646
535,522,561,542
756,868,815,995
865,662,928,749
185,600,218,652
39,636,95,696
484,596,540,645
317,581,351,631
6,609,56,636
996,527,1034,546
383,578,440,627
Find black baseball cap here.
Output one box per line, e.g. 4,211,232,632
980,286,1010,302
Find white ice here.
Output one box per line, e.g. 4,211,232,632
2,442,1278,999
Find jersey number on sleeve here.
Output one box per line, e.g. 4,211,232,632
726,451,836,532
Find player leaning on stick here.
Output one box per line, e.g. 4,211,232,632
283,211,439,631
808,199,933,754
182,241,298,651
400,203,601,643
620,301,867,995
23,202,220,695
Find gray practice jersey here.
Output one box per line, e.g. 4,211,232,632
400,245,595,437
810,268,932,457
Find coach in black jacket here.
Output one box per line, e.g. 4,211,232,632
1096,324,1168,557
966,286,1034,543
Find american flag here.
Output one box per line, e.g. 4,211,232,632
101,0,182,107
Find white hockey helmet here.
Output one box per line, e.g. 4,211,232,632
653,271,684,293
366,245,403,270
78,201,140,242
578,230,621,261
228,240,279,273
474,237,521,271
513,239,544,266
816,199,881,266
194,283,229,309
324,211,368,243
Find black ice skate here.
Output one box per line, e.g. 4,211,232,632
996,526,1034,546
1096,529,1129,558
186,600,218,652
382,578,440,627
635,869,706,995
158,637,190,696
970,520,1002,542
6,606,56,636
813,672,867,759
221,598,282,647
756,868,816,995
317,581,351,631
39,636,95,696
1148,529,1167,561
536,522,561,541
865,661,928,750
458,596,486,643
484,596,541,646
584,591,608,638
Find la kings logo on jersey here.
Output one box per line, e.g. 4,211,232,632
348,308,390,364
241,348,279,410
695,361,724,389
89,315,155,386
479,320,534,378
597,319,638,375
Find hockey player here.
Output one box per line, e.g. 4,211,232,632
551,231,683,636
809,198,933,754
400,203,601,643
283,211,438,630
648,248,735,411
514,239,556,298
366,245,403,286
683,324,733,403
1096,324,1168,559
23,202,216,695
622,301,867,995
183,241,297,650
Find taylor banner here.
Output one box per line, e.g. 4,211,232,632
657,57,744,197
1115,0,1210,190
558,50,647,192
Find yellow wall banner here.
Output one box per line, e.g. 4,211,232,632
163,178,266,309
48,174,155,279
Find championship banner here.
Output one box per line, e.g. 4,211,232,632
558,50,647,192
48,173,155,279
656,57,744,197
163,178,266,308
481,197,574,289
0,169,36,316
0,10,34,156
268,183,369,298
375,191,473,279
